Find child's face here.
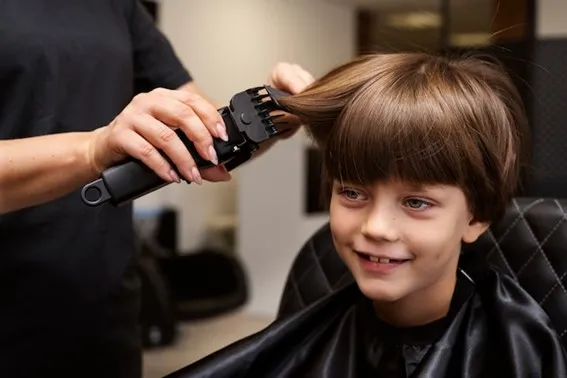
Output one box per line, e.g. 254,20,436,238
329,179,488,305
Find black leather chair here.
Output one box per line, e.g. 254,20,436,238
277,197,567,350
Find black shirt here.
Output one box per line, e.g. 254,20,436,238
0,1,191,376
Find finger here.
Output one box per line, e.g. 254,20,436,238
281,74,307,95
274,122,300,140
130,113,200,183
269,63,313,94
201,165,232,182
116,129,179,183
277,125,301,140
296,67,316,88
290,67,315,93
148,98,217,166
270,106,301,126
178,91,229,143
267,63,288,89
155,88,228,142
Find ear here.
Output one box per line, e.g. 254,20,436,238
462,220,490,244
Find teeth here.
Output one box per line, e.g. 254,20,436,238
252,93,270,101
368,256,393,263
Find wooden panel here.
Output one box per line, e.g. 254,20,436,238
490,0,529,43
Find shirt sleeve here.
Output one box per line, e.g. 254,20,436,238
127,0,192,93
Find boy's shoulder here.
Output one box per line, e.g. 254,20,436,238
466,264,564,346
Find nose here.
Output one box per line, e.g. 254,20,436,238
360,205,400,242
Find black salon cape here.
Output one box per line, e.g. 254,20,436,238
166,267,567,378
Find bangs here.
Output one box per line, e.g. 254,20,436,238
324,73,483,188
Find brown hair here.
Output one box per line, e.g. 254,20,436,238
279,52,529,222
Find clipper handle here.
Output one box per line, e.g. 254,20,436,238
81,109,243,207
81,159,169,207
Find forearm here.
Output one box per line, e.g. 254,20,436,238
0,131,96,214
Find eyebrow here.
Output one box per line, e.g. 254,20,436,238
402,182,447,195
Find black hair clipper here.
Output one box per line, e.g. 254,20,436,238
80,85,290,207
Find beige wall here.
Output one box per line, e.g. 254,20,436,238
537,0,567,38
134,0,356,316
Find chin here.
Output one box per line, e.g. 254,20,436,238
355,279,405,303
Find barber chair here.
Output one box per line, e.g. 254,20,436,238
277,197,567,350
137,208,248,345
138,239,249,348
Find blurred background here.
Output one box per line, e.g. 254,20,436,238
132,0,566,376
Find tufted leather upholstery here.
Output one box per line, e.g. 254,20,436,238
277,198,567,350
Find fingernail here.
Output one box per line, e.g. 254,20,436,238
208,145,218,165
191,167,203,185
169,170,181,183
217,123,229,142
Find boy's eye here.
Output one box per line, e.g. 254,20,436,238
403,198,431,210
339,188,367,201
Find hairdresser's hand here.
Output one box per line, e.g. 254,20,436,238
265,62,315,143
269,62,315,96
88,88,232,185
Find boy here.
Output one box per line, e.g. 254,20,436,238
166,53,567,377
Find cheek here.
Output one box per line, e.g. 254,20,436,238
329,197,363,244
408,219,465,262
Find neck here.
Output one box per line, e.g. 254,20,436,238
373,269,458,328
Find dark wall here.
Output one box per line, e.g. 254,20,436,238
527,39,567,197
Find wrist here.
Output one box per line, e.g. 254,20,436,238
82,128,106,177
